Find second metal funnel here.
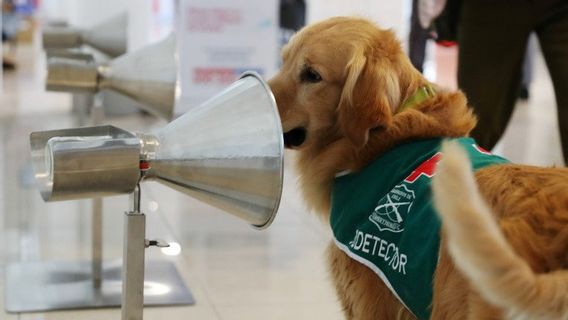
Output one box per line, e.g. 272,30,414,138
42,13,127,57
45,34,177,120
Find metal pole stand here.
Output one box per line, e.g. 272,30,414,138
122,185,194,320
90,94,106,292
122,186,146,320
6,198,194,313
6,187,194,314
72,92,96,126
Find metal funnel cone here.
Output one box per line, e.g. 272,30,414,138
42,13,127,57
99,33,177,120
142,72,284,228
45,34,177,120
80,13,127,57
30,72,283,228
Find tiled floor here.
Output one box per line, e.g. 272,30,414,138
0,32,565,320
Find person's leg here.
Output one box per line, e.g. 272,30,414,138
519,34,536,100
458,0,532,150
536,4,568,163
409,0,429,73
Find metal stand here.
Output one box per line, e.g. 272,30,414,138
6,100,194,314
122,185,178,320
91,99,105,291
122,186,146,320
92,197,103,289
5,182,194,314
5,260,194,313
72,93,95,126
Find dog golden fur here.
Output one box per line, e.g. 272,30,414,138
268,17,568,319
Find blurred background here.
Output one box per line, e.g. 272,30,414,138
0,0,564,319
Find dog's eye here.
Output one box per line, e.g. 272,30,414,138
300,67,322,83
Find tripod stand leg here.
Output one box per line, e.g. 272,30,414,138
92,197,103,289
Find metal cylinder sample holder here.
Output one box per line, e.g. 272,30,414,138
7,126,195,313
45,49,97,124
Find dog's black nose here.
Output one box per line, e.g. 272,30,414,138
283,128,307,148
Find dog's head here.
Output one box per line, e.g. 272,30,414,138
268,17,423,152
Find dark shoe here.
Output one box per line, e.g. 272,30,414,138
2,57,16,70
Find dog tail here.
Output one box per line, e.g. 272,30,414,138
432,140,568,320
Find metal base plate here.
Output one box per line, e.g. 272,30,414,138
5,260,194,313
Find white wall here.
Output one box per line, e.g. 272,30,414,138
175,0,279,113
40,0,129,28
306,0,410,40
128,0,176,52
127,0,153,51
39,0,71,25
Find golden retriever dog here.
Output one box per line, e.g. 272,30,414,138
268,16,568,319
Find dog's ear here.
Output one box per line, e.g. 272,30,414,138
338,49,400,149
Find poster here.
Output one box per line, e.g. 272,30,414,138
175,0,279,114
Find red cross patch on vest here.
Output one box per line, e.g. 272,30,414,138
404,153,442,184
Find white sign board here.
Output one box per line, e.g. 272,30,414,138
175,0,279,114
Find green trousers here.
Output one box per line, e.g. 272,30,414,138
458,0,568,163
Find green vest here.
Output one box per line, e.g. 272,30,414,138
330,138,509,319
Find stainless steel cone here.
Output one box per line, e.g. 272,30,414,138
30,72,283,228
80,13,128,57
98,33,177,120
42,13,127,57
45,34,177,120
142,72,284,228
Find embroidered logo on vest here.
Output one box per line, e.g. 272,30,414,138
369,152,442,234
370,184,415,233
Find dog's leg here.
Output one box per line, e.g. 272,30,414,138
467,292,505,320
327,243,356,319
326,243,415,320
431,242,505,319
